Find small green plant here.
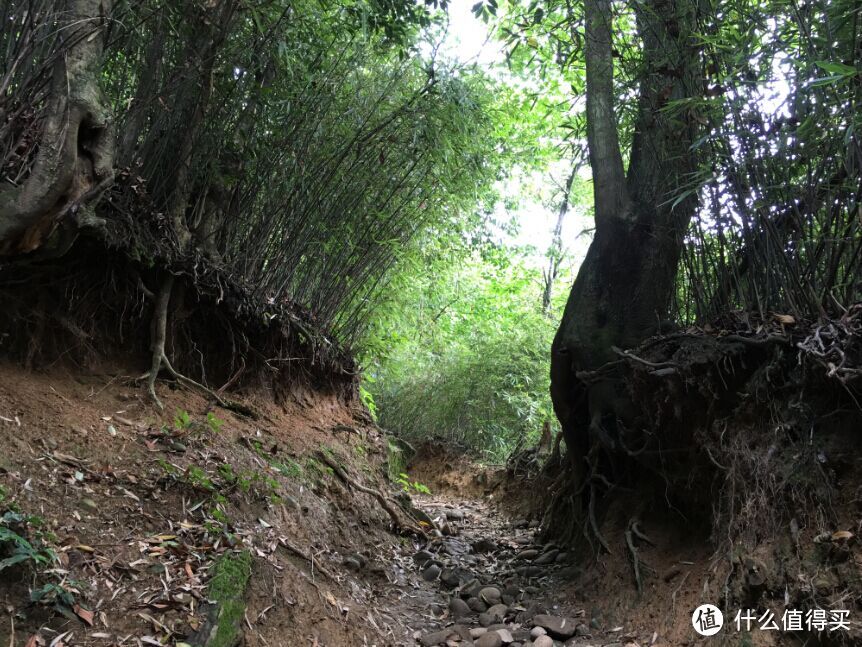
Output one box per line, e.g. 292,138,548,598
359,380,378,422
186,465,215,491
394,473,430,495
210,506,230,525
1,508,85,616
261,474,281,494
303,457,333,483
0,511,57,573
207,411,225,434
386,439,406,481
274,460,303,480
157,458,179,475
217,463,237,484
173,408,192,431
30,582,77,607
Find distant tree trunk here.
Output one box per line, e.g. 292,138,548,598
550,0,703,471
0,0,113,255
542,166,576,313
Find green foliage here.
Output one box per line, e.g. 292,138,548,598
274,459,304,481
359,380,379,422
363,245,567,460
498,0,862,321
0,510,56,573
94,0,518,346
303,457,334,483
217,463,237,484
394,473,431,494
207,412,225,434
186,465,215,492
385,439,407,481
30,582,78,607
0,507,82,615
173,409,192,432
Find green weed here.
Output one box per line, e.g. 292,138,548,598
207,411,225,434
394,473,430,495
186,465,215,491
173,408,192,431
0,510,56,573
274,459,304,480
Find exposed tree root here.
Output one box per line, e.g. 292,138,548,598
625,523,642,593
145,275,175,410
142,273,259,418
588,481,611,554
625,515,658,594
314,450,427,537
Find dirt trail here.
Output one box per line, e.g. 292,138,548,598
388,485,657,647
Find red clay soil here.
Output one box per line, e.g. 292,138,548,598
0,362,415,646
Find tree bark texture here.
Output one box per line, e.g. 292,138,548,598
0,0,114,255
551,0,704,465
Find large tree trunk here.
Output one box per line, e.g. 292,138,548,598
0,0,113,255
550,0,703,473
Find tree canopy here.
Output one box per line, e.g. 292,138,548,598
1,0,860,454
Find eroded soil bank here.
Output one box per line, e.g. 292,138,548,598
1,362,861,647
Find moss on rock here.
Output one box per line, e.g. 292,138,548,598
190,550,252,647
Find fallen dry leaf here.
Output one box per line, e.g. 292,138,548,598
73,604,94,626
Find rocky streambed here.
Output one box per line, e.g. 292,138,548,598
396,496,651,647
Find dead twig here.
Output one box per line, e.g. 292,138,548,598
279,537,335,581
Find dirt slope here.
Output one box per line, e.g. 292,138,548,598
402,450,862,647
0,362,416,646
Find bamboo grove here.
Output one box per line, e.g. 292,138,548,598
1,0,861,411
1,0,500,354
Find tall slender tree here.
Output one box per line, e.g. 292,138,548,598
542,165,576,313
